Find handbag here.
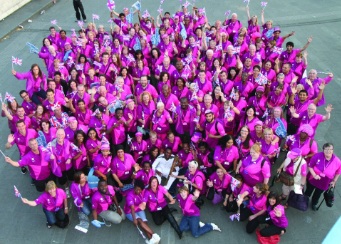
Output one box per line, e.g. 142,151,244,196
287,190,309,211
87,168,100,189
279,158,303,186
324,186,335,207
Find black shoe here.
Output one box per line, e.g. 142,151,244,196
21,167,27,174
75,19,80,22
31,179,35,186
312,204,317,211
83,19,87,23
46,223,52,229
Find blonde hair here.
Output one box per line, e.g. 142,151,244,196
45,181,57,192
140,91,152,103
255,183,269,195
179,186,189,194
251,143,261,153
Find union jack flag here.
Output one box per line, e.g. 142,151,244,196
14,185,22,198
5,92,15,102
273,46,283,55
107,0,115,11
50,19,57,25
12,56,22,66
92,14,100,20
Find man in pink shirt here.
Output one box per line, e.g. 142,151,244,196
72,84,92,108
135,76,158,103
20,90,37,117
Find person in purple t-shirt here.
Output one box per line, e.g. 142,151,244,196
305,143,341,211
21,181,68,229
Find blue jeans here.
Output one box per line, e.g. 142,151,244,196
31,90,46,105
80,198,92,216
179,215,213,238
43,208,65,225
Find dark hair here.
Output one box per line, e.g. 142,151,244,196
87,127,100,141
234,174,244,183
49,26,55,31
298,89,308,96
253,65,261,71
54,71,61,77
236,125,252,149
74,130,87,147
323,142,334,150
59,30,66,34
119,13,125,18
46,88,55,94
160,71,170,81
151,47,161,57
40,119,51,129
218,135,234,148
267,191,280,209
134,50,144,60
228,67,238,80
198,141,208,149
286,41,294,48
77,99,85,105
241,105,256,125
148,146,160,162
73,171,84,184
30,64,43,78
98,178,107,185
42,37,52,46
19,90,27,97
16,119,25,126
115,107,123,113
78,54,87,63
134,179,145,189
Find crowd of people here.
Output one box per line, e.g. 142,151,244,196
2,2,341,243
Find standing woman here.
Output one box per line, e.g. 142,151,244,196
260,128,279,164
40,119,57,145
124,180,161,244
177,187,221,238
71,130,90,174
31,105,49,130
144,176,182,239
238,106,260,133
236,143,271,187
276,148,307,200
70,171,92,216
305,143,341,210
21,181,68,228
150,102,173,141
12,64,47,105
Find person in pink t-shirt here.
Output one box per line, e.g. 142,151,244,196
150,102,173,140
238,106,260,133
214,135,239,174
21,181,68,228
177,186,221,237
130,132,148,163
236,144,271,187
124,180,161,244
305,143,341,210
162,131,182,154
233,183,268,234
71,130,90,173
207,168,232,205
144,176,182,238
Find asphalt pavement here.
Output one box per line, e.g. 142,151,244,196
0,0,340,243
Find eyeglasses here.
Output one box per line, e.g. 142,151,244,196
241,130,248,133
324,148,333,151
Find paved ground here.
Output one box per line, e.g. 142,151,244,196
0,0,340,243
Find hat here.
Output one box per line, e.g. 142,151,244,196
174,15,179,19
255,121,263,127
298,124,313,137
204,109,213,115
287,148,302,159
135,132,143,137
64,42,71,46
256,86,265,92
274,27,281,33
191,132,202,143
100,136,110,150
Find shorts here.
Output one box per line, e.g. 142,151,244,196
126,210,147,222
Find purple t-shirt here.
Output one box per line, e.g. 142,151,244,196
35,188,66,211
18,148,51,180
214,145,239,171
11,129,37,157
144,186,168,212
124,190,146,214
111,154,136,180
240,155,271,186
268,205,288,228
177,194,200,217
91,185,116,214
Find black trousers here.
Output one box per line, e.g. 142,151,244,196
57,168,75,185
151,205,171,225
257,215,286,237
33,174,56,192
305,180,324,205
73,0,86,20
240,206,265,234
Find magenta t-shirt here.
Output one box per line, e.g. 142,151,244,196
214,145,239,171
135,169,155,186
177,194,200,217
124,190,146,214
268,205,288,228
240,155,271,186
144,185,168,212
18,148,51,180
209,172,231,191
248,192,267,214
93,154,112,176
91,185,116,214
35,188,66,211
111,154,136,180
11,129,37,157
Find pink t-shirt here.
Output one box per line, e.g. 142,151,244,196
209,172,232,191
248,192,267,214
35,188,66,211
107,117,127,145
91,185,116,214
124,190,146,214
111,154,136,180
177,194,200,216
93,154,112,176
144,185,168,212
71,143,87,170
299,111,324,138
135,169,155,186
268,205,288,228
85,138,101,161
240,155,271,186
203,120,226,148
214,145,239,171
11,129,37,157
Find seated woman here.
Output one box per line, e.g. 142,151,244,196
177,187,221,238
124,180,161,244
133,161,155,188
21,181,68,229
256,192,288,237
223,174,251,212
144,176,182,239
231,183,268,234
70,171,92,217
206,168,232,205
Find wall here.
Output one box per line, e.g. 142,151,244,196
0,0,31,20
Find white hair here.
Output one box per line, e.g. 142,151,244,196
188,160,199,169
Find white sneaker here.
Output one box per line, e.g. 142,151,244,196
199,221,205,227
151,233,161,244
65,187,71,198
211,223,221,232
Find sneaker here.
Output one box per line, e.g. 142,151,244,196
211,223,221,232
199,221,205,227
235,213,240,222
83,19,87,23
65,187,71,198
150,233,161,244
21,167,27,174
229,214,235,221
46,222,52,229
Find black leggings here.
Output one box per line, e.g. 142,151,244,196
240,206,265,234
73,0,87,20
33,174,56,192
304,180,324,205
57,168,75,185
257,215,286,237
150,205,171,225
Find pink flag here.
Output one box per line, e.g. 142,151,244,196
157,7,163,14
92,14,100,20
14,185,22,198
51,19,57,25
78,20,84,28
261,2,268,8
107,0,115,11
5,92,15,102
225,10,231,17
12,56,22,66
142,10,151,19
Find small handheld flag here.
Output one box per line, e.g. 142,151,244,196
14,185,22,198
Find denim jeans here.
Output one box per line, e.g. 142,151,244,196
80,198,92,216
179,215,212,238
43,208,65,225
31,90,46,105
